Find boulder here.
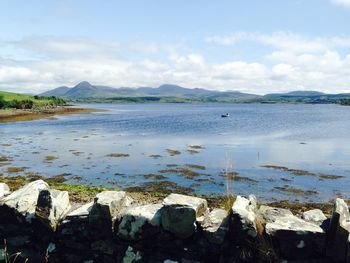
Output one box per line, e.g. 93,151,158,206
35,189,71,230
163,193,207,217
326,198,350,262
301,209,327,226
117,203,163,240
66,202,94,218
200,208,229,244
259,205,293,223
0,183,10,198
266,214,325,259
161,204,197,239
90,191,132,219
230,195,258,243
160,194,207,239
0,180,49,222
89,191,132,238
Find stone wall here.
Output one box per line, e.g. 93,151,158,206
0,180,349,263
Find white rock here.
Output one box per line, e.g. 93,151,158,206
163,193,207,217
117,203,163,240
259,205,293,223
67,202,94,217
201,208,229,244
301,209,327,225
265,215,324,235
1,180,49,221
93,191,132,218
231,195,257,238
0,183,10,198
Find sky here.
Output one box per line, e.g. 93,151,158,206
0,0,350,94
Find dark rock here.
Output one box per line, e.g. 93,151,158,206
326,198,350,262
266,213,326,259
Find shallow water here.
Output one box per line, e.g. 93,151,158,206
1,103,350,202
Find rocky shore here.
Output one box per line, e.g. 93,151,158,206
0,180,349,263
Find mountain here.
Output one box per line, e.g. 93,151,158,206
39,82,350,104
39,82,260,102
40,86,71,97
262,90,350,104
264,90,326,98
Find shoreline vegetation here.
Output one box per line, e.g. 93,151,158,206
0,90,99,122
0,173,337,216
0,107,99,123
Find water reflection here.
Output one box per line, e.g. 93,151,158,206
1,103,350,202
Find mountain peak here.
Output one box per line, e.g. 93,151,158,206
75,81,93,88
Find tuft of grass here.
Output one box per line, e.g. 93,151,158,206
166,164,178,167
222,171,259,183
106,153,130,158
319,173,344,179
52,184,116,203
254,216,278,262
186,149,199,155
2,239,29,263
166,149,181,156
149,154,162,159
274,186,318,196
0,156,9,162
185,164,206,170
188,145,204,149
44,155,59,162
224,194,236,211
0,162,11,167
158,168,201,178
261,165,316,177
46,174,67,184
7,167,26,173
143,174,167,180
262,164,344,181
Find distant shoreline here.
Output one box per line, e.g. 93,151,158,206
0,106,100,123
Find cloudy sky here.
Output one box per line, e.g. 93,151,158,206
1,0,350,94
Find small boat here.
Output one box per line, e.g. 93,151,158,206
221,113,229,118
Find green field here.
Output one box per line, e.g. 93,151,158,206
0,91,66,110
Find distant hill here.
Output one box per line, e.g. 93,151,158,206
265,91,326,98
262,90,350,104
39,82,350,104
39,82,260,102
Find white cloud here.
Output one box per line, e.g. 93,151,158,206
206,31,350,53
331,0,350,7
0,34,350,94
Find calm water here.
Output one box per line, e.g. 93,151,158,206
1,103,350,202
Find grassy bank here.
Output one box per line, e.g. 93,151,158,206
0,90,100,122
0,91,66,109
